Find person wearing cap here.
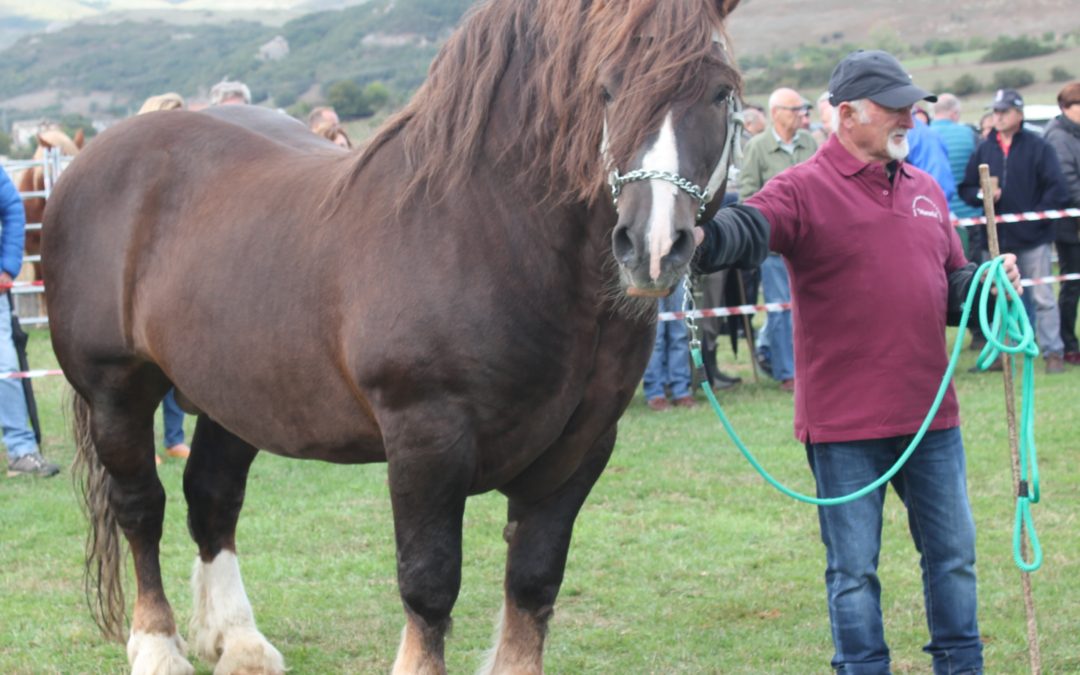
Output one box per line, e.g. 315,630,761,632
958,88,1070,374
692,50,1024,674
1042,81,1080,365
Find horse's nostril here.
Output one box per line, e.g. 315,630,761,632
668,228,695,266
612,224,636,264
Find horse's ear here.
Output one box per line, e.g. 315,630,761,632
74,128,85,149
715,0,741,18
36,132,54,150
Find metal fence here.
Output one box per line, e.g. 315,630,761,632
2,147,72,326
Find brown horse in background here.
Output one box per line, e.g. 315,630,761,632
16,128,83,284
43,0,743,672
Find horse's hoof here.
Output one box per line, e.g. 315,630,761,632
211,628,285,675
128,631,194,675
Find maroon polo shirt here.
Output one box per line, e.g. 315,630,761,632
746,135,967,444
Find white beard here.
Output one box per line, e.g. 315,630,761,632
887,131,909,161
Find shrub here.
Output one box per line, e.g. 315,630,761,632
981,35,1056,62
991,68,1035,90
952,73,982,97
1050,66,1075,83
924,38,963,56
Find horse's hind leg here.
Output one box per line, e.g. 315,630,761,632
74,380,194,674
183,415,284,674
481,429,617,675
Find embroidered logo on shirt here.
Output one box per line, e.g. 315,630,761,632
911,195,943,223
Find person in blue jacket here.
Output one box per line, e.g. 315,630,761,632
0,169,59,477
959,88,1070,373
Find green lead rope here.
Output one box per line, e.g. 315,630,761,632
688,256,1042,572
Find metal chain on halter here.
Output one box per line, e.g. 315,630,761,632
681,275,701,361
607,93,741,223
611,170,711,220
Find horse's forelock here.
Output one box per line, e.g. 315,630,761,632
585,2,741,184
348,0,739,211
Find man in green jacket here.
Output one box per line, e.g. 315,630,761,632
738,87,819,391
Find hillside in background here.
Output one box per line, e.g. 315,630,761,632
0,0,1079,131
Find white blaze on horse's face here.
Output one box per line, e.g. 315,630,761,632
641,111,680,281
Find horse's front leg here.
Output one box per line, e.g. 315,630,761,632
481,426,617,675
183,416,284,675
385,416,474,675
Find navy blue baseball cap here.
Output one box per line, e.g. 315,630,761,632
990,88,1024,111
827,50,937,108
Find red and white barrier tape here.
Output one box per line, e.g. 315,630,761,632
660,273,1080,322
952,208,1080,227
0,369,63,380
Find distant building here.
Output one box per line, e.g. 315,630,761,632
10,119,46,148
258,35,289,62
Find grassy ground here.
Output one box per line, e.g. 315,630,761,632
0,328,1077,673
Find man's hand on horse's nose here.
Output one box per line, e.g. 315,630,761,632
693,226,705,247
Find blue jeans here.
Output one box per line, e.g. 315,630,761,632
643,281,692,400
162,388,186,447
0,294,39,461
806,427,982,675
760,254,794,381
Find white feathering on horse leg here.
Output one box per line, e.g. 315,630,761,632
127,630,194,675
188,551,285,674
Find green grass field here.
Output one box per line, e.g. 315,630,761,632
1,328,1077,673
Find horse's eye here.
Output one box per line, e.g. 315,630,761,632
713,88,732,106
601,87,613,104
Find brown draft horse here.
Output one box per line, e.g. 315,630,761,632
43,0,743,672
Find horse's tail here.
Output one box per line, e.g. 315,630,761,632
70,390,128,643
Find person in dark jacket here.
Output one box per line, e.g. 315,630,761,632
958,88,1070,373
1043,81,1080,365
693,50,1023,675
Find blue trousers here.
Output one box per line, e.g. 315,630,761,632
162,388,185,448
642,281,692,400
806,427,982,675
0,294,37,460
760,254,794,381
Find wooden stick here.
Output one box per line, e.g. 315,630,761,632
978,163,1041,675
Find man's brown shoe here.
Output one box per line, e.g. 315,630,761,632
646,397,670,412
1046,354,1065,374
673,396,696,409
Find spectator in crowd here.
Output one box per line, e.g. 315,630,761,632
913,105,931,125
978,111,995,139
1,170,59,477
811,90,834,145
1043,81,1080,365
692,49,1020,674
209,79,252,106
137,92,184,115
307,106,340,131
136,93,192,463
313,122,353,149
906,114,955,202
642,280,695,411
959,88,1070,374
931,93,987,351
741,105,766,138
738,86,818,392
931,93,984,254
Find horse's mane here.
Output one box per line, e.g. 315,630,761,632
345,0,740,210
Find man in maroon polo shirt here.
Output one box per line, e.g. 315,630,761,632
693,50,1023,674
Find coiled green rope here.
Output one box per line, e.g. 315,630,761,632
691,256,1042,571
